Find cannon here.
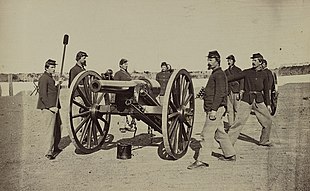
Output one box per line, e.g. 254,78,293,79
67,69,195,159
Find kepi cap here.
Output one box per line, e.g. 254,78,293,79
161,62,167,67
76,51,88,61
250,53,263,59
207,50,220,59
226,54,235,61
119,58,128,66
45,59,57,65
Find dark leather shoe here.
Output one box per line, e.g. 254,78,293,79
45,154,55,160
218,155,236,161
187,161,209,170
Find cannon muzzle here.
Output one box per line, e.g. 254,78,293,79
90,80,101,93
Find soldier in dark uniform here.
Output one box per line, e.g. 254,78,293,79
156,62,172,102
68,51,88,87
102,69,114,80
114,58,135,132
114,58,131,81
188,51,236,169
227,53,273,148
37,59,62,160
224,55,244,128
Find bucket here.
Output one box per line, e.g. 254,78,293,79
117,142,132,159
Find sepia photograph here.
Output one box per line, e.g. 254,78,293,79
0,0,309,190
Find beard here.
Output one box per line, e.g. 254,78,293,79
81,60,87,67
207,64,212,70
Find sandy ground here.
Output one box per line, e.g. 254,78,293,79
0,83,309,191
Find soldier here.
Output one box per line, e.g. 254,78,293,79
226,53,273,149
188,50,236,169
156,62,172,102
114,58,131,81
224,55,243,129
37,59,62,160
68,51,88,87
114,58,136,132
102,69,114,80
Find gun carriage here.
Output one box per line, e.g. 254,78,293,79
68,69,195,159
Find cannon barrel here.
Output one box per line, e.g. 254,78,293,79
89,79,139,93
90,79,161,103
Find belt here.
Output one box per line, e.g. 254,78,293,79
249,91,263,94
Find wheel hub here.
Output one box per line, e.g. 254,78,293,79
90,104,99,119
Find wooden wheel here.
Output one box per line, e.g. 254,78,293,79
161,69,195,159
68,70,111,153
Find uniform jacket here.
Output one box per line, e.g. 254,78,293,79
204,67,228,112
156,71,172,96
114,69,132,81
263,68,274,90
69,64,85,87
37,72,60,109
227,67,270,105
224,65,244,94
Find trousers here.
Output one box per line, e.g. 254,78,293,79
228,100,272,145
198,107,236,163
227,93,240,126
41,109,62,155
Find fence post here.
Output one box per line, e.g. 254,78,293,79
8,73,13,96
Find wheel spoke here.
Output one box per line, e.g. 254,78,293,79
182,81,190,105
180,76,186,105
168,116,179,138
178,123,184,151
87,120,92,149
74,115,90,134
98,115,109,124
96,93,105,104
183,94,193,107
168,112,179,120
180,122,189,141
172,123,180,153
73,100,88,110
80,119,90,144
169,99,178,112
96,93,104,104
77,86,91,106
172,82,180,108
72,110,90,118
83,76,92,103
94,118,104,136
92,120,98,145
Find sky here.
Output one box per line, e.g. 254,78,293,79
0,0,309,74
